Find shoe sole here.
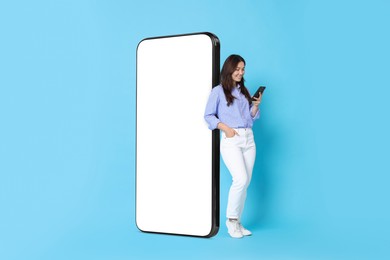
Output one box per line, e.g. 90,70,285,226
228,233,243,238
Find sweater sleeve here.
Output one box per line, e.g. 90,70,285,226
204,88,221,130
250,103,260,121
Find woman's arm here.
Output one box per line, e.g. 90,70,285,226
251,92,262,117
204,89,221,130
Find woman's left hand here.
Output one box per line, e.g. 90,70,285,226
252,93,262,107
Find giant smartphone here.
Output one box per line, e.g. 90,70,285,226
136,32,220,237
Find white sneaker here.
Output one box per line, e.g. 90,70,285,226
238,223,252,236
226,219,243,238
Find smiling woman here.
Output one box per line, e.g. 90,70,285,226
204,54,263,238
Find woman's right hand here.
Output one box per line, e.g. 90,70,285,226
217,122,239,138
225,127,238,138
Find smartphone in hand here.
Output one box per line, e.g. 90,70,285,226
252,86,266,101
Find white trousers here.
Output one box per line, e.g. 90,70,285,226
221,128,256,220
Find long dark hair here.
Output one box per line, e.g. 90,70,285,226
220,54,252,106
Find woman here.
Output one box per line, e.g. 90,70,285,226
204,54,262,238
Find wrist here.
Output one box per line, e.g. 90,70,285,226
217,122,231,132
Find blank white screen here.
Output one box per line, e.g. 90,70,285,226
136,34,214,236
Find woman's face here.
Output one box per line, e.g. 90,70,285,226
231,61,245,84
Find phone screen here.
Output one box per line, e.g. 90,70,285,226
136,33,220,237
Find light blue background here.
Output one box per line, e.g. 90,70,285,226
1,0,389,259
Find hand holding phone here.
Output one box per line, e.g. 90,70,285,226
252,86,266,101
